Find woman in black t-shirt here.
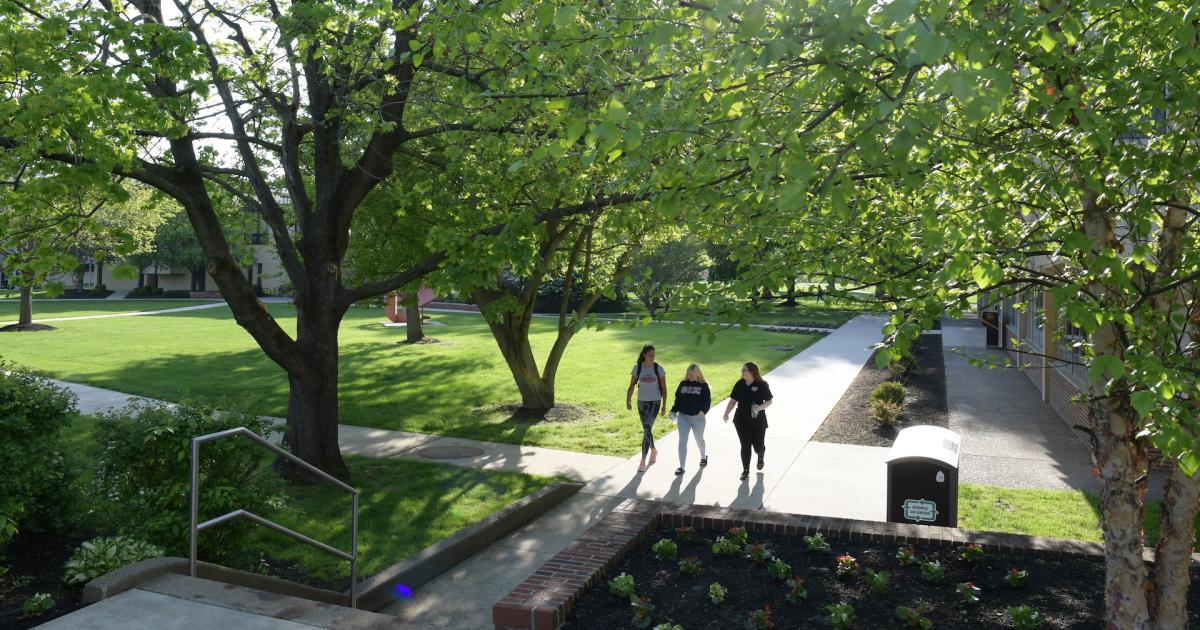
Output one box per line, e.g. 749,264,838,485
722,362,774,481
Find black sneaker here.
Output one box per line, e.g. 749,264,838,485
674,467,685,476
740,470,749,481
699,456,708,467
757,454,765,470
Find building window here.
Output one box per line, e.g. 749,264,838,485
1056,322,1088,386
1026,290,1044,351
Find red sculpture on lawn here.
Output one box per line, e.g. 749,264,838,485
385,286,436,323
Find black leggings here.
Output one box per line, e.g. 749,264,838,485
637,400,660,458
734,421,767,471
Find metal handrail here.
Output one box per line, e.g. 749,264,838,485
190,427,360,608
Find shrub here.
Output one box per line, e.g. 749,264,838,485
870,381,906,406
63,537,165,585
678,556,701,576
712,536,740,555
896,546,916,566
869,398,903,427
896,605,932,629
21,593,55,617
653,625,682,630
767,558,791,581
608,573,636,598
652,538,678,561
675,526,694,542
708,582,727,604
1005,567,1028,588
803,533,830,553
956,581,982,605
785,577,807,604
864,568,889,594
920,560,945,583
727,527,749,545
746,604,775,629
631,595,655,629
92,401,278,561
127,286,163,297
0,366,77,546
1008,605,1042,629
835,554,860,578
827,603,855,630
746,544,772,565
959,543,985,564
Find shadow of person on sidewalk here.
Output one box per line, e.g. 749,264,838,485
732,472,767,510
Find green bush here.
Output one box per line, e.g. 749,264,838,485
0,366,78,546
127,286,163,297
63,536,165,585
870,381,906,406
870,398,902,427
93,401,279,561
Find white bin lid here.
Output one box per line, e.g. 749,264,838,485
886,425,961,468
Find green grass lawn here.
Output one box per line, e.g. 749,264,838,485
959,483,1200,548
0,290,47,300
251,456,554,579
0,306,819,455
0,299,221,319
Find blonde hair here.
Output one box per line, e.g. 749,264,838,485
686,364,706,383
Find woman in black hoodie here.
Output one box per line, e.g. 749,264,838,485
722,361,774,481
670,363,711,475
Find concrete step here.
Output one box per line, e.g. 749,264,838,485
39,574,402,629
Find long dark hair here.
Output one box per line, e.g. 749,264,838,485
743,362,765,384
638,344,656,365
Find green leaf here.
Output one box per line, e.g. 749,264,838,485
1036,28,1057,52
1130,391,1157,418
971,260,1003,289
913,30,950,66
1089,355,1125,384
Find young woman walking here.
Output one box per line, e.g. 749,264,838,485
722,362,774,481
669,364,712,475
626,344,667,472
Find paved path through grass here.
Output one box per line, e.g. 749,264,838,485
56,378,626,482
0,301,227,326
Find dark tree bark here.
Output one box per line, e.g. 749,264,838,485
783,278,798,306
406,299,424,343
18,285,33,325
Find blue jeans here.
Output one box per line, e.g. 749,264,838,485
677,413,707,468
637,400,660,458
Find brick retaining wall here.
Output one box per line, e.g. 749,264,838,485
493,500,1125,630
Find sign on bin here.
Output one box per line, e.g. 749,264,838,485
886,426,961,528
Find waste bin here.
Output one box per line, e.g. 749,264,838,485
981,310,999,347
886,426,960,527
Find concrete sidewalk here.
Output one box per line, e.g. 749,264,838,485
0,301,227,327
581,315,888,520
54,379,625,482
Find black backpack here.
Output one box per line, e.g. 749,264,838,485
634,362,662,380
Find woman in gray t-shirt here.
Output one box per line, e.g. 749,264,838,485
626,344,666,472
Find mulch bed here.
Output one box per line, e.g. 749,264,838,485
0,323,57,332
0,531,92,629
811,333,948,447
564,524,1200,629
479,402,605,424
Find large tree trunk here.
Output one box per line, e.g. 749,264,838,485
406,299,424,342
19,285,33,325
484,313,556,412
783,278,798,306
1150,463,1200,628
281,303,350,481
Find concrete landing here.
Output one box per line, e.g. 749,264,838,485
38,574,396,629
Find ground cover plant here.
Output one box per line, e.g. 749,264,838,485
0,307,816,456
563,525,1200,628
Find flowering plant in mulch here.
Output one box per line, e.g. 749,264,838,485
1005,567,1028,588
767,557,792,581
827,602,855,630
956,581,982,605
652,624,683,630
864,568,889,593
785,577,808,605
746,544,772,565
1008,605,1043,629
834,554,860,578
708,582,728,604
745,604,775,629
631,596,655,629
675,526,695,543
959,543,986,564
896,605,933,629
803,533,831,552
896,545,917,566
712,536,740,555
920,559,945,583
678,556,702,576
608,573,636,598
652,538,678,561
728,527,749,545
